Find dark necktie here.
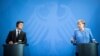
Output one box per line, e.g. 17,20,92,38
17,30,20,38
15,30,20,42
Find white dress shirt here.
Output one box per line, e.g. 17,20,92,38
16,29,21,37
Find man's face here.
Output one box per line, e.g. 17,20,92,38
77,22,84,29
17,23,23,30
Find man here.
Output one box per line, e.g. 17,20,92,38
6,20,27,44
71,19,97,56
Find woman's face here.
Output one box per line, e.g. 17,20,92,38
77,22,84,29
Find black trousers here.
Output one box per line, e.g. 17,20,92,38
75,52,79,56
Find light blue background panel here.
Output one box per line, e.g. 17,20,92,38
0,0,100,56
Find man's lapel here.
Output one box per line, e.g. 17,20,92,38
13,30,16,38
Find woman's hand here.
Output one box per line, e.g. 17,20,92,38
71,37,76,45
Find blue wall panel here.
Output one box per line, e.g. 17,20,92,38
0,0,100,56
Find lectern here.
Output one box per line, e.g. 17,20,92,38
3,44,26,56
77,43,99,56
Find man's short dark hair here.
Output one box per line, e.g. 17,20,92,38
16,20,24,27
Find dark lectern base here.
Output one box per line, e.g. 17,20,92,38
3,44,25,56
77,43,99,56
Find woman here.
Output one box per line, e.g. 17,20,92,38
71,19,97,56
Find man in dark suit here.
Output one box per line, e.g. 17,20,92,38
6,20,27,44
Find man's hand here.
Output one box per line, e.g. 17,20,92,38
18,40,22,42
14,42,18,44
8,41,13,44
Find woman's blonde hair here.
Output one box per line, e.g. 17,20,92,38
77,19,85,25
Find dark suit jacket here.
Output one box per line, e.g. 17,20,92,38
6,30,27,44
